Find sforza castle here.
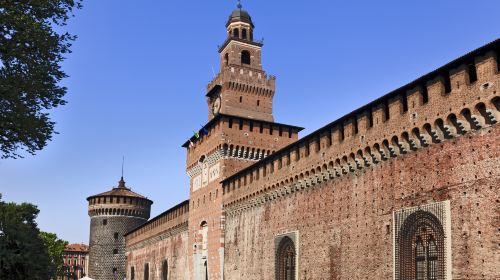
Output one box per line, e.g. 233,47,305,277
86,3,500,280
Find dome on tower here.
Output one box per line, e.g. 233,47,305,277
226,3,254,28
87,177,149,200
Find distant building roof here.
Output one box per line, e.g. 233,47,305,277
65,243,89,253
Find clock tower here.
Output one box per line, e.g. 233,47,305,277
183,3,303,279
207,1,275,122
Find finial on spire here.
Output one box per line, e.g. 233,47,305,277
237,0,242,9
118,176,126,188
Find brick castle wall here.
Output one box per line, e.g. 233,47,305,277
126,230,189,280
125,201,190,279
223,125,499,279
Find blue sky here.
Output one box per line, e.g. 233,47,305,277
0,1,498,244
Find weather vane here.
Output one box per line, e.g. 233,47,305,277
237,0,242,9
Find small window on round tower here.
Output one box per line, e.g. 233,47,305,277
114,232,119,239
239,96,243,103
113,249,118,254
102,219,107,225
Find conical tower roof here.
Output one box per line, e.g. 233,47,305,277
86,177,151,202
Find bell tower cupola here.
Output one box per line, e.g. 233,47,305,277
226,1,254,42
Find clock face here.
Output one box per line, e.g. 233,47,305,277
212,95,221,115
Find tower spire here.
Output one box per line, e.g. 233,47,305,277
121,156,124,179
118,156,126,188
237,0,242,9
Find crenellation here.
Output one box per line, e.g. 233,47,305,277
406,85,424,111
357,111,370,135
475,50,497,81
426,76,446,101
450,64,469,92
319,130,330,150
388,95,404,118
331,125,342,145
372,103,387,127
343,119,355,139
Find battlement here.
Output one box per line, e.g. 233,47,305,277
221,39,500,211
207,66,275,96
87,185,153,220
124,200,189,249
183,114,303,169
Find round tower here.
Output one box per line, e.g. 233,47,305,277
87,177,152,280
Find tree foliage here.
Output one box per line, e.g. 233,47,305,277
0,193,52,279
0,194,70,279
40,231,68,279
0,0,82,158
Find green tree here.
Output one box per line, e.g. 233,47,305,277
0,0,82,159
0,193,52,279
40,231,68,279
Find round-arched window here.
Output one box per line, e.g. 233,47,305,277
276,237,296,280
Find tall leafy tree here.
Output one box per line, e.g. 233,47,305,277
40,231,68,279
0,194,52,279
0,0,82,158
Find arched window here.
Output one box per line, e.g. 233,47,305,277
130,267,135,280
398,211,444,280
161,260,168,280
276,237,296,280
241,50,250,65
144,263,149,280
233,28,239,38
242,29,247,39
224,53,229,66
